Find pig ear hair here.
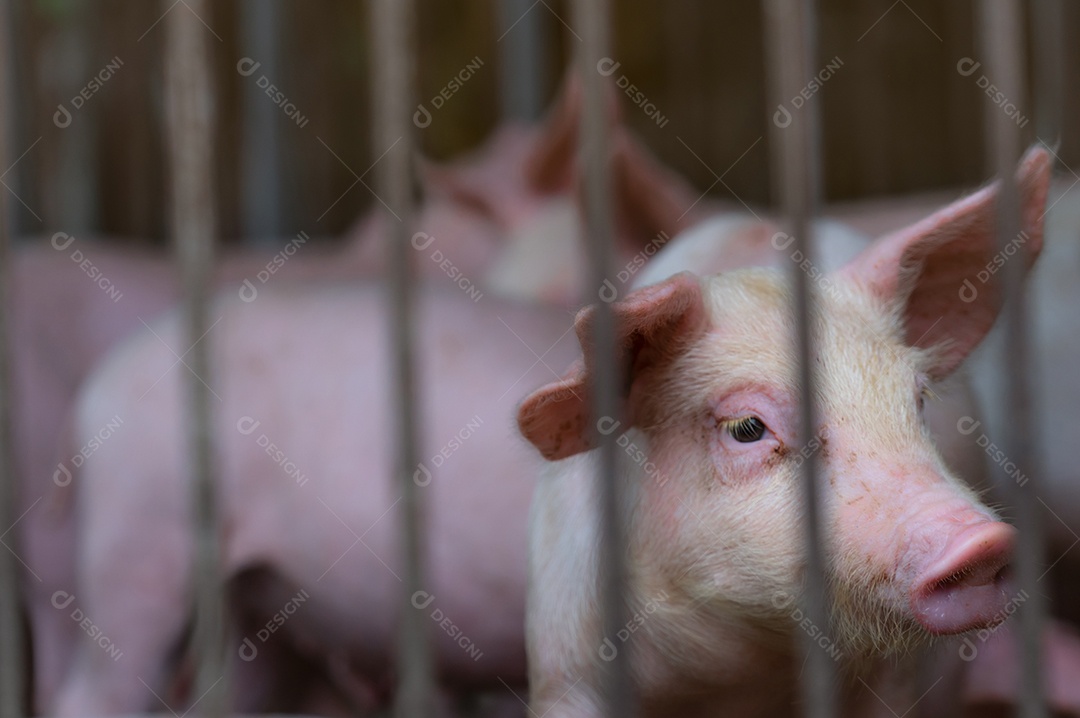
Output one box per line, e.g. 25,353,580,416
524,70,621,194
841,145,1052,379
518,272,707,461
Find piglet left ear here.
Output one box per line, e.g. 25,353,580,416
840,145,1051,379
518,272,707,461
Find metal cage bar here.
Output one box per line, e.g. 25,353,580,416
978,2,1048,716
498,0,547,122
0,0,23,712
763,1,836,717
1033,0,1064,145
369,1,434,716
574,0,635,715
163,1,227,714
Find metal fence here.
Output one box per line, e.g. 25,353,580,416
0,0,1068,716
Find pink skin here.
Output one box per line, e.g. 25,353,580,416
517,148,1052,717
21,70,704,714
13,237,405,713
16,206,503,713
29,81,701,717
52,284,580,716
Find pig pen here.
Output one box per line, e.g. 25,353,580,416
0,1,1074,717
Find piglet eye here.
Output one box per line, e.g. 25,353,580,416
727,416,767,443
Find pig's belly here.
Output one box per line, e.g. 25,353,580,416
214,286,563,684
226,441,534,684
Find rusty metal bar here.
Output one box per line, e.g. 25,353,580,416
163,1,227,714
573,1,634,716
0,0,24,712
978,2,1047,717
498,0,547,122
369,1,433,716
763,1,835,717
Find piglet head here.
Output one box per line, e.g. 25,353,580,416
518,147,1051,667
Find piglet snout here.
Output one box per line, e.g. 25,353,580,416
910,521,1016,635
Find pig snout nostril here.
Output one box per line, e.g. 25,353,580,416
909,521,1016,636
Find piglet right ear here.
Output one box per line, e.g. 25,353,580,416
840,145,1051,379
518,272,707,461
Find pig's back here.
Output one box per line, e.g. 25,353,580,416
73,280,577,682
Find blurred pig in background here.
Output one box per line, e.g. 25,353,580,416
51,283,579,716
25,76,702,715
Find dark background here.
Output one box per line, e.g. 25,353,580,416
8,0,1077,245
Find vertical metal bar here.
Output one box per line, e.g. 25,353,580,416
977,2,1047,717
574,1,634,716
2,0,29,237
498,0,547,122
163,1,226,715
1032,0,1063,145
240,0,285,243
0,0,24,712
369,2,432,716
47,0,97,231
763,1,835,717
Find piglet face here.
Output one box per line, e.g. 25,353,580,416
519,146,1049,669
635,269,1013,664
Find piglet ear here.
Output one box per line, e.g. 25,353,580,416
518,272,707,461
524,71,621,194
840,145,1051,379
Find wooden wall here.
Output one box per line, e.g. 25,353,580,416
7,0,1076,246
